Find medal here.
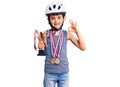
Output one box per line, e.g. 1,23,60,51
50,30,63,64
50,58,55,64
55,58,60,64
50,58,60,64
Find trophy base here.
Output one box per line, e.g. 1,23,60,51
37,50,46,56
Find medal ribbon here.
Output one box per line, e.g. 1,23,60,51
50,30,63,58
34,30,39,50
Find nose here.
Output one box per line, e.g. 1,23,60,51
54,17,58,22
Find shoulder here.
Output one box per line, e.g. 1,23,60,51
62,29,67,33
61,30,68,37
61,30,71,40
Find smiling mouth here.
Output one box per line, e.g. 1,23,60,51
55,23,60,26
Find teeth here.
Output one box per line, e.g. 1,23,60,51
55,23,59,25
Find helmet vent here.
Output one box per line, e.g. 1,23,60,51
58,6,61,10
53,4,56,9
49,7,52,10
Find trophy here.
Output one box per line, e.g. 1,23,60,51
34,30,46,56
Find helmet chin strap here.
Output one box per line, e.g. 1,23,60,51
49,21,64,31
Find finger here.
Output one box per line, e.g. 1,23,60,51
39,41,43,44
69,19,71,24
75,21,77,27
69,19,73,25
68,27,71,31
68,27,75,32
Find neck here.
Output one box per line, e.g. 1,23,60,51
51,28,61,31
51,29,61,36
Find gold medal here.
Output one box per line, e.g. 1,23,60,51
50,58,55,64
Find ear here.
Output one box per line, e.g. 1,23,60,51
63,16,66,21
47,17,48,20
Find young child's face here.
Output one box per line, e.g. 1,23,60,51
49,14,66,29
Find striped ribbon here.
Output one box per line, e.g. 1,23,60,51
50,30,63,58
34,30,39,50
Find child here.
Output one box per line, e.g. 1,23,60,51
38,2,86,87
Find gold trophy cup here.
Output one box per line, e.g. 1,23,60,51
37,32,46,56
34,30,46,56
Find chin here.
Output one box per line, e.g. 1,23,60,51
54,27,60,29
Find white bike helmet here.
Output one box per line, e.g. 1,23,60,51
45,2,66,16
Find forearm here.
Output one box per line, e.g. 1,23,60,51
76,28,86,50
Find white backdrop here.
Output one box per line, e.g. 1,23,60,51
0,0,120,87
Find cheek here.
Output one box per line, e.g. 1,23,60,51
60,20,64,24
50,20,54,24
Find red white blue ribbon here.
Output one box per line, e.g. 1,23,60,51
50,30,63,58
34,30,39,50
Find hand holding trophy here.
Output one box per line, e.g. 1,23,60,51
34,30,46,56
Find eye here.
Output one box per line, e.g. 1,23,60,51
50,16,55,20
58,16,61,19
